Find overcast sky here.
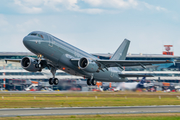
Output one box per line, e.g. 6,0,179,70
0,0,180,55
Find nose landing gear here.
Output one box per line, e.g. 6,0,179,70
35,55,43,71
35,63,41,68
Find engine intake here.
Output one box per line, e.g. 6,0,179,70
21,57,41,72
78,57,99,73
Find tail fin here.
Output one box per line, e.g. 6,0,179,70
110,39,130,60
139,77,146,85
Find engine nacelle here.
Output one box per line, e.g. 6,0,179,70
21,57,41,72
78,57,99,73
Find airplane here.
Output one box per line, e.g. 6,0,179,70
5,31,172,86
115,77,153,91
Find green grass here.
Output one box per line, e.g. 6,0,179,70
0,92,180,108
0,113,180,120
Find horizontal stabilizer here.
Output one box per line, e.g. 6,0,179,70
119,74,153,77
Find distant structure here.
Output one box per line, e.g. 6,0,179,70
1,52,180,91
163,45,174,55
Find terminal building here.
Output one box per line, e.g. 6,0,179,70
0,49,180,91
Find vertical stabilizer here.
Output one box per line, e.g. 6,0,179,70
139,77,146,85
110,39,130,60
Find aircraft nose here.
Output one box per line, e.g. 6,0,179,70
23,36,31,48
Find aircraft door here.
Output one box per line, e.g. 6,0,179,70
109,68,114,78
110,72,114,78
49,36,53,47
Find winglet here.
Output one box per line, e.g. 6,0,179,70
110,39,130,60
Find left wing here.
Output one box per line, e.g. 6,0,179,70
70,59,172,69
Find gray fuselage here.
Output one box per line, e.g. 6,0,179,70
23,31,127,82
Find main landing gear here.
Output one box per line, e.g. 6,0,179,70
49,78,59,85
87,78,97,86
49,67,59,85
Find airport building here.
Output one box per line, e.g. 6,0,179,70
0,52,180,91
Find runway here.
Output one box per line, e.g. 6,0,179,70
0,91,92,94
0,106,180,117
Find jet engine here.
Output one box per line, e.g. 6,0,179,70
78,57,99,73
21,57,41,72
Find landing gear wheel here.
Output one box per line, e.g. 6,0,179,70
49,78,54,85
35,64,38,68
35,63,41,68
87,79,91,86
53,78,59,85
91,79,97,86
38,64,41,68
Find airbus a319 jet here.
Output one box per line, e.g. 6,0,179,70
6,31,172,86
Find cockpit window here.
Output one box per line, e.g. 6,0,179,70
38,34,44,38
30,33,37,36
29,33,43,38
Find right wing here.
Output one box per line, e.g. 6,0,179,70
5,59,21,63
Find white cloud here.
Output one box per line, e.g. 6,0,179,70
0,14,9,27
83,0,138,9
14,0,43,14
0,14,12,32
0,16,43,52
82,0,102,6
12,0,167,14
15,0,44,6
13,0,102,14
16,19,40,32
83,8,104,14
0,14,41,33
43,0,79,11
13,0,80,13
143,2,167,12
83,0,167,12
156,6,167,12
